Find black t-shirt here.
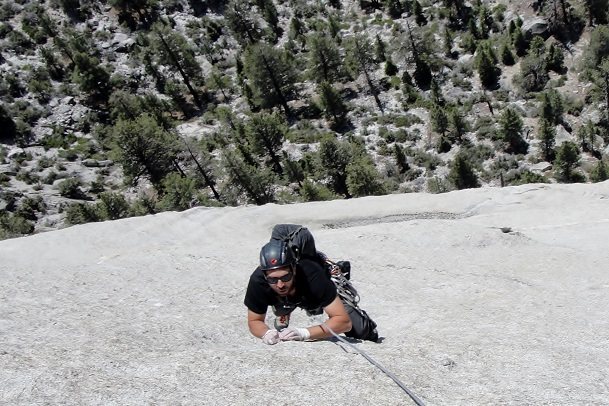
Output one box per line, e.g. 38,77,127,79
244,259,337,315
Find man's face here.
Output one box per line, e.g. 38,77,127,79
265,266,295,296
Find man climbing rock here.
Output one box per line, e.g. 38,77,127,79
244,224,378,344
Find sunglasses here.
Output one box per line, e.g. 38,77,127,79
265,270,294,285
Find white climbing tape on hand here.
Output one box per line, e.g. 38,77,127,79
262,329,280,345
279,327,311,341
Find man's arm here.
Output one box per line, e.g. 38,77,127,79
247,309,269,338
307,296,352,340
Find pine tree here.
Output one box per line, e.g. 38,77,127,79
594,58,609,125
576,121,598,154
540,89,564,125
478,6,492,39
518,40,549,92
288,15,306,47
245,112,286,175
243,43,298,116
444,27,454,57
499,107,528,154
431,105,449,136
448,153,479,189
109,0,159,29
590,159,609,182
431,80,445,106
512,25,527,57
344,33,383,112
546,43,565,73
477,43,500,89
148,22,204,108
307,33,343,83
225,0,262,45
394,144,410,174
581,25,609,75
582,0,609,26
414,59,432,89
413,1,427,26
346,158,387,197
316,81,347,127
282,152,305,187
555,141,581,182
223,148,275,204
538,118,556,162
402,20,433,89
256,0,280,39
111,114,178,188
385,0,404,18
500,42,515,65
385,58,398,76
0,104,17,144
71,52,111,104
448,107,467,143
318,137,352,198
375,34,387,62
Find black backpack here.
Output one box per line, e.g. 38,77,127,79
270,224,351,277
270,224,319,262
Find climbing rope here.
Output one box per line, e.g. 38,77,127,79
322,322,425,406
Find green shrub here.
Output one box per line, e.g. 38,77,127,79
448,153,480,190
43,170,59,185
15,195,46,221
563,96,584,116
590,160,609,183
460,143,495,167
508,170,547,186
0,2,18,21
0,212,35,239
71,138,101,159
427,176,450,194
58,149,78,161
385,59,398,76
0,172,9,186
89,175,106,194
452,74,473,90
158,173,197,211
299,179,336,202
58,177,84,198
36,156,55,171
14,119,33,147
98,192,130,220
377,113,423,128
15,169,39,185
6,29,34,55
130,193,158,216
21,6,50,44
346,158,386,197
27,66,53,101
64,203,101,225
412,149,442,170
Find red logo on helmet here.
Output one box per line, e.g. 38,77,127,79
271,258,278,265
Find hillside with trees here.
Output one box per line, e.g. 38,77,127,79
1,0,609,239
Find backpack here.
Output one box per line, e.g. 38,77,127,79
270,224,319,263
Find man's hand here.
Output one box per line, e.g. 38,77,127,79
261,329,281,345
279,327,311,341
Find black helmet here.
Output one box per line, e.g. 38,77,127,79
259,240,295,271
